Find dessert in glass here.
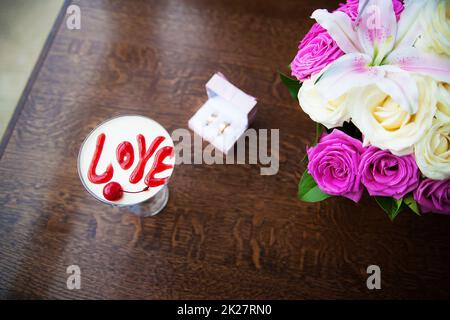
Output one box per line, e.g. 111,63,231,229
78,115,175,216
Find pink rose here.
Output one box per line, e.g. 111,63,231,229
307,130,365,202
359,146,420,200
414,179,450,215
291,0,404,81
291,24,344,81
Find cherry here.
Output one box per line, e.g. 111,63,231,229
103,182,123,201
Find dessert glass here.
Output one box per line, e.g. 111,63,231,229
77,115,175,217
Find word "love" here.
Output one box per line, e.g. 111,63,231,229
88,133,174,188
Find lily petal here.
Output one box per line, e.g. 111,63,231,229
375,67,419,114
388,47,450,83
394,0,428,49
311,9,361,54
315,53,379,100
356,0,397,64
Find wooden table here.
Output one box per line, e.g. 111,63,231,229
1,0,449,299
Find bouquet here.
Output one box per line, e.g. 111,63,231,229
281,0,450,219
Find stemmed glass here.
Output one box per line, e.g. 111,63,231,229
77,115,175,217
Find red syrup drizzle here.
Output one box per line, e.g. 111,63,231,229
116,141,134,170
145,146,175,187
129,134,166,184
89,133,174,202
88,133,114,184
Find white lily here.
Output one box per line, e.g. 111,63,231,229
312,0,450,114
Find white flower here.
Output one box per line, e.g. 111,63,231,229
415,119,450,180
436,82,450,122
350,76,437,156
297,75,350,129
415,0,450,56
311,0,450,115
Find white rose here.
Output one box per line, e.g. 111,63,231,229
414,119,450,180
298,75,349,129
436,82,450,122
350,76,437,156
415,0,450,56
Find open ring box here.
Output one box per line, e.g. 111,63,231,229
188,73,258,154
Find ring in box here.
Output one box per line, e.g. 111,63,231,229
188,73,257,154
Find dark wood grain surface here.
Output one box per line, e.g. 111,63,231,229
1,0,450,299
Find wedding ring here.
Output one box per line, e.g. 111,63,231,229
218,122,230,135
205,113,218,126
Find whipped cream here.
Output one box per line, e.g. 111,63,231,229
78,115,175,206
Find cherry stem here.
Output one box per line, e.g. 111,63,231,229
123,186,150,194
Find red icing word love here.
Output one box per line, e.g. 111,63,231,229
88,133,114,184
129,134,165,184
116,141,134,170
88,133,174,188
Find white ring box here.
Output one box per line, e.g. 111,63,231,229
188,73,257,154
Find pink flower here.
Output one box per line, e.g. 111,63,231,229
291,24,344,81
291,0,404,81
414,179,450,215
359,146,420,200
307,130,365,202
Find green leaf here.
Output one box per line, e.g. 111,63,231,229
375,196,403,221
404,193,421,216
313,72,325,85
301,152,308,163
298,170,331,202
314,122,324,146
278,71,301,100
